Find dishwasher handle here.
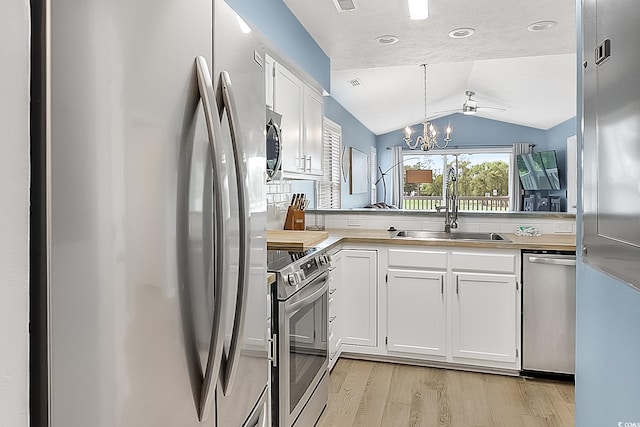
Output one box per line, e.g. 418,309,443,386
527,256,576,266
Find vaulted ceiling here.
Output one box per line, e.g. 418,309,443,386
282,0,577,134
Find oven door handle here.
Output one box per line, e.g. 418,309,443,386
285,274,329,314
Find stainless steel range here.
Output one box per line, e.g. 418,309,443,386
268,248,332,427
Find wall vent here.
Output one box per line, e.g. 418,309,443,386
332,0,359,12
348,78,362,87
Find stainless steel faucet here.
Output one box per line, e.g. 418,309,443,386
444,165,459,233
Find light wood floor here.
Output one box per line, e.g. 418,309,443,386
317,359,574,427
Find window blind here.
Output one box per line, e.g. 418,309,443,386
317,118,341,209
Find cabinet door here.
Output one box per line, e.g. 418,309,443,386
303,86,324,176
273,63,303,173
452,272,519,365
340,249,377,347
387,269,446,357
264,54,274,109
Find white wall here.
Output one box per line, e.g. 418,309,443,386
0,1,30,426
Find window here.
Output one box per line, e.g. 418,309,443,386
402,148,511,211
317,118,341,209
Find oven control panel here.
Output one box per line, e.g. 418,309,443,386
273,250,334,299
283,254,332,287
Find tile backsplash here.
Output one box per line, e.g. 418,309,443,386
304,212,576,235
266,180,291,229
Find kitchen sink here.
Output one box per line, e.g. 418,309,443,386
393,230,510,242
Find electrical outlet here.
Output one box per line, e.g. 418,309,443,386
554,222,574,233
347,218,362,227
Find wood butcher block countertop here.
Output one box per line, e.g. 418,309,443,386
267,272,276,286
265,228,575,252
266,230,329,249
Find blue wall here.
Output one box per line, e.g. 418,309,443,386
325,96,376,208
542,117,577,210
574,0,640,423
225,0,330,90
575,264,640,426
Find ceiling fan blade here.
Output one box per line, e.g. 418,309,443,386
477,106,506,112
430,109,460,115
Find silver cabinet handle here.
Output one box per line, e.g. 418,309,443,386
186,56,226,422
441,276,444,295
456,275,459,294
528,256,576,266
329,316,337,323
306,155,312,172
268,334,277,368
218,71,251,397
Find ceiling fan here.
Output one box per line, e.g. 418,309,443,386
435,91,506,116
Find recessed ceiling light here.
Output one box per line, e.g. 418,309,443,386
408,0,428,20
375,35,399,45
448,27,475,39
527,20,557,32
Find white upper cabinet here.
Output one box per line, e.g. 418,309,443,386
303,86,324,176
264,53,275,110
272,60,324,179
273,62,304,174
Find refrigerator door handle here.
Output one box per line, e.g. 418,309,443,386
193,56,227,421
218,71,251,397
257,397,269,427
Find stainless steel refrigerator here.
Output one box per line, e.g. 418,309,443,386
33,0,269,425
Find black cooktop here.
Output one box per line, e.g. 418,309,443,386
267,247,318,272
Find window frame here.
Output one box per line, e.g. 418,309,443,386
402,147,513,212
317,118,342,209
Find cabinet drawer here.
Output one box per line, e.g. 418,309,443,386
328,296,337,320
329,331,339,357
388,249,447,270
451,251,516,274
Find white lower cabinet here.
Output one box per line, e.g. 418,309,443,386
451,272,519,365
339,249,377,347
329,244,521,373
382,246,521,372
328,250,343,370
387,269,446,357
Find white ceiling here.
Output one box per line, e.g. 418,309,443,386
282,0,577,135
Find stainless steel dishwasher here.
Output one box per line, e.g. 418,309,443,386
522,250,576,377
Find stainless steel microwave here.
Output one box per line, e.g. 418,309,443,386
266,109,282,181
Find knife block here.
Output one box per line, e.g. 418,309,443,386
283,207,305,230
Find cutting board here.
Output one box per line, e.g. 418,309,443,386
267,230,329,250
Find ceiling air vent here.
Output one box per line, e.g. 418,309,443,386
332,0,359,12
347,78,362,87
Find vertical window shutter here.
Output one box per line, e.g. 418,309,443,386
370,146,377,204
318,118,341,209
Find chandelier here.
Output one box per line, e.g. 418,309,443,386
403,64,452,151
